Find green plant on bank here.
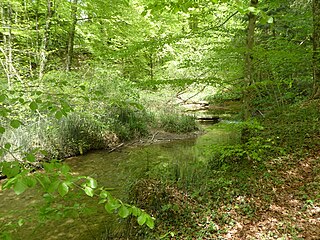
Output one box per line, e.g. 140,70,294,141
259,101,320,151
104,101,151,141
157,111,198,133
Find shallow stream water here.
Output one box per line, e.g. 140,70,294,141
0,124,238,240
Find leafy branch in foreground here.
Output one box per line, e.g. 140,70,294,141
0,160,155,231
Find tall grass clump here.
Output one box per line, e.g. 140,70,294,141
102,102,152,141
157,111,198,133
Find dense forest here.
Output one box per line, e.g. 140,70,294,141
0,0,320,239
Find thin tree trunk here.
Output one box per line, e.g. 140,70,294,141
149,53,154,81
312,0,320,98
39,0,53,80
1,3,13,89
66,0,78,71
243,0,258,120
241,0,258,143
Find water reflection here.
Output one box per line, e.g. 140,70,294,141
0,124,238,239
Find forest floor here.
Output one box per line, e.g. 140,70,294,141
214,152,320,239
169,149,320,240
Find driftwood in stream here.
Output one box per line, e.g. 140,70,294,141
108,143,124,153
196,116,220,122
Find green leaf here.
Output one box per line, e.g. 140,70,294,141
98,199,107,204
0,94,6,102
87,177,97,189
100,190,110,199
36,175,51,190
10,120,22,129
146,216,155,229
84,186,94,197
13,178,28,195
23,176,37,188
267,16,273,24
60,164,70,174
131,206,141,217
55,111,63,119
4,143,11,150
48,180,60,193
25,153,36,162
43,162,54,172
0,126,5,134
2,162,20,178
18,219,24,227
104,198,121,213
137,213,147,226
58,182,69,197
29,101,38,111
118,205,130,218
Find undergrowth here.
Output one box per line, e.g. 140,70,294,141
127,101,320,239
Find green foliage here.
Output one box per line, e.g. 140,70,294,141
205,89,242,104
157,112,198,133
104,102,151,141
260,101,320,150
0,160,155,238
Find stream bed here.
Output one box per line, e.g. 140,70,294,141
0,124,238,240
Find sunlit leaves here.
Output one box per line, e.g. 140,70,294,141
29,101,38,111
1,161,21,178
87,177,97,189
0,94,7,102
25,153,36,162
23,176,37,188
13,178,28,195
47,180,60,193
60,164,70,174
137,212,147,225
4,143,11,150
118,204,130,218
55,111,63,119
18,219,25,227
84,186,94,197
146,215,155,229
10,120,22,129
58,182,69,197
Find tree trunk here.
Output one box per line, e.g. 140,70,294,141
312,0,320,98
39,0,53,80
241,0,258,143
66,0,78,71
243,0,258,121
1,3,13,89
149,53,154,81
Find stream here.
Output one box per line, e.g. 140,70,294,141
0,124,238,240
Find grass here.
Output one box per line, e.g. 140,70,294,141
157,111,199,133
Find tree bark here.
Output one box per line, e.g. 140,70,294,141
241,0,258,143
1,3,13,89
312,0,320,98
66,0,78,71
39,0,53,80
243,0,258,120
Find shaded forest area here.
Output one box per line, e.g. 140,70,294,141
0,0,320,239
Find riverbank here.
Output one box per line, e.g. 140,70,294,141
127,101,320,239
